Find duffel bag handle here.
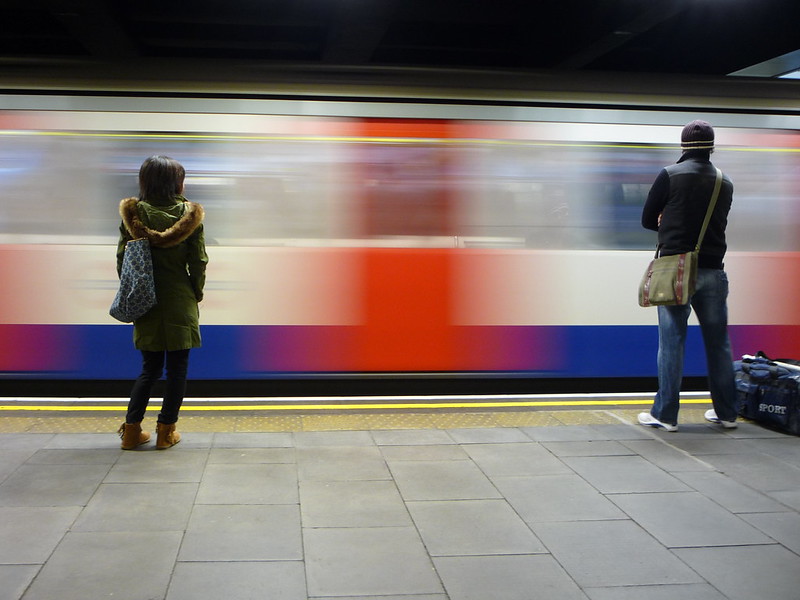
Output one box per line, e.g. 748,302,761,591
744,353,800,374
741,354,789,379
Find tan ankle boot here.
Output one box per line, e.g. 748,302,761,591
156,423,181,449
118,422,151,450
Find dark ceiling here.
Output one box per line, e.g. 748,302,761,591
1,0,799,80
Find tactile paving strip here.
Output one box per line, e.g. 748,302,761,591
0,405,715,433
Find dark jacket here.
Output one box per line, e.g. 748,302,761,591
116,195,208,351
641,152,733,269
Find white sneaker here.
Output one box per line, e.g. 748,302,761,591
704,409,738,429
638,412,678,432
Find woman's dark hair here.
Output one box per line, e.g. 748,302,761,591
138,155,185,202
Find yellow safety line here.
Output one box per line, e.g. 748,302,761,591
0,130,794,152
0,129,663,145
0,398,711,412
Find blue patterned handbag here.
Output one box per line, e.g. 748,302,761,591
109,238,157,323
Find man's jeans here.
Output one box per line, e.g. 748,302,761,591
651,268,737,425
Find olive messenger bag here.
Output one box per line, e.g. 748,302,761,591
638,168,723,307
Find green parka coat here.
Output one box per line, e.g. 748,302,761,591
116,195,208,352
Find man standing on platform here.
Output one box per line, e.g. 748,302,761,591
638,120,738,432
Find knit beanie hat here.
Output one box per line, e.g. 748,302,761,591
681,120,714,151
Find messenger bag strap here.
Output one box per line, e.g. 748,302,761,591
694,168,723,252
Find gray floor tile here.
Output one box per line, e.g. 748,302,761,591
25,448,121,465
167,561,306,600
0,464,109,507
533,520,702,587
0,565,39,600
494,474,626,523
389,460,501,501
563,455,690,494
5,417,800,600
463,442,571,478
610,491,774,547
0,434,54,450
0,450,36,484
673,545,800,600
212,432,294,448
171,432,215,448
587,424,653,440
105,448,209,483
407,499,546,556
304,527,443,597
743,437,800,463
740,511,800,555
297,448,390,482
0,465,17,488
647,424,723,439
73,482,197,532
380,444,468,461
769,488,800,511
543,440,635,457
371,429,456,446
447,427,531,444
300,480,410,527
294,430,376,447
313,596,448,600
207,447,295,463
179,504,301,561
433,554,586,600
621,439,715,472
674,470,788,513
43,433,117,449
0,506,80,564
722,422,788,439
584,583,727,600
21,531,181,600
195,463,298,504
666,437,756,455
700,453,800,492
521,425,611,442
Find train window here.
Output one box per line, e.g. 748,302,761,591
0,117,798,254
454,143,670,250
351,143,454,239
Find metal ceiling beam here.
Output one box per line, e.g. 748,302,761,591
46,0,139,58
323,0,399,64
555,1,688,70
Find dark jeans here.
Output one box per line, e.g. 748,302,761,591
651,269,738,426
125,349,190,425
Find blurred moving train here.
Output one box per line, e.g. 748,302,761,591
1,83,799,393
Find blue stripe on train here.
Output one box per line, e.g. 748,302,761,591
0,324,714,380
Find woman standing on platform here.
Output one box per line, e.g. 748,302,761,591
116,156,208,450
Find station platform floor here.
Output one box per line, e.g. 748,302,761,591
1,395,800,600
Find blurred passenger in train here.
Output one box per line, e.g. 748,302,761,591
638,121,737,432
116,156,208,449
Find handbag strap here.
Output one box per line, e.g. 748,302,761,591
694,168,723,252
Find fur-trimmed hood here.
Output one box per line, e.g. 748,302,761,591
119,197,204,248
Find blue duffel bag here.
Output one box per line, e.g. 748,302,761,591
735,352,800,435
